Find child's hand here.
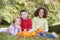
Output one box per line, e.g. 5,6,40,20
18,26,20,28
37,28,46,33
24,29,27,31
42,30,46,33
28,29,33,33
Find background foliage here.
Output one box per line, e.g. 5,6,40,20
0,0,60,26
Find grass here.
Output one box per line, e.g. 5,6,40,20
0,33,16,40
0,25,9,28
0,25,60,40
0,33,60,40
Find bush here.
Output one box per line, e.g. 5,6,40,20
49,25,60,34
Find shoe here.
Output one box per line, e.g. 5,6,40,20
51,32,59,38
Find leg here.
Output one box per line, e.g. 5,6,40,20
45,32,59,38
46,34,56,38
37,32,47,37
37,33,42,36
0,28,8,32
41,32,47,37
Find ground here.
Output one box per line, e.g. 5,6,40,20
0,25,60,40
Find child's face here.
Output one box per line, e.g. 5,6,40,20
38,9,44,18
20,12,28,20
14,19,20,27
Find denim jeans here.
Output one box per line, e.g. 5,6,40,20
37,32,55,38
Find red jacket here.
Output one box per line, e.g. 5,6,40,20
20,17,32,31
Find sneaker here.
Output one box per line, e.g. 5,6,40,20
51,32,59,38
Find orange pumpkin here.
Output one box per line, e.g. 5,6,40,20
17,32,22,36
21,29,31,37
37,28,43,33
26,32,31,37
31,31,37,37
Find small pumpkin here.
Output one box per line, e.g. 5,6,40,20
17,32,22,36
31,31,37,37
37,28,43,33
21,29,31,37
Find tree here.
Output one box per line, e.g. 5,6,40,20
0,0,60,26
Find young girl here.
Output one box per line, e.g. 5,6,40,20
29,7,58,38
0,18,21,36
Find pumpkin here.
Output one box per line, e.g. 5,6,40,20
17,32,22,36
37,28,43,33
31,31,37,37
21,29,31,37
26,32,31,37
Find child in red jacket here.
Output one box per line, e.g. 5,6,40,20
20,10,32,31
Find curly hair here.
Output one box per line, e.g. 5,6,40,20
34,7,48,18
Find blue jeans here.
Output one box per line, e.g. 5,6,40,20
37,33,55,38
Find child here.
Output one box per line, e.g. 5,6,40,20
7,18,21,36
19,10,32,31
0,18,21,36
29,7,58,38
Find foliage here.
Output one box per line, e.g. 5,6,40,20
0,0,60,25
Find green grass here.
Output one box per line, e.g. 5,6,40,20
0,25,9,28
0,33,60,40
0,33,16,40
0,25,60,40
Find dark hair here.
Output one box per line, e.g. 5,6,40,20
34,7,48,18
13,19,15,23
20,10,27,15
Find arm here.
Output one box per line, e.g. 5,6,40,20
28,18,37,32
44,19,49,32
27,19,32,31
8,24,18,36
